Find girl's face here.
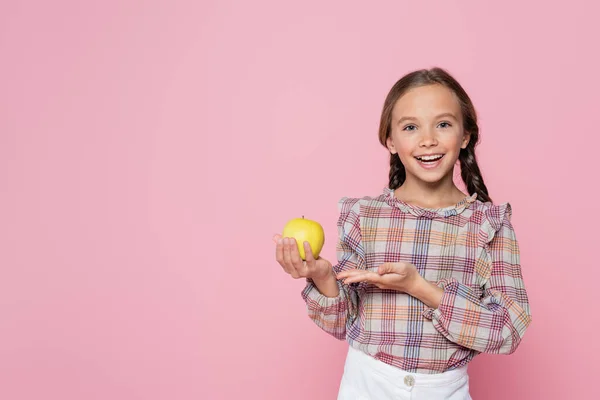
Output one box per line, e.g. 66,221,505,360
386,84,470,187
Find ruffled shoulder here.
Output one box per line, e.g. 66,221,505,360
336,196,365,257
480,202,512,244
337,196,362,215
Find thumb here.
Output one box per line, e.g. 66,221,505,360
378,263,395,275
272,234,282,244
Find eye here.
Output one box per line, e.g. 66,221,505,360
402,124,417,131
438,121,452,129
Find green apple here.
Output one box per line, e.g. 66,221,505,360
282,216,325,260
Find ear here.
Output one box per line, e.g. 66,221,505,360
386,136,397,154
461,131,471,149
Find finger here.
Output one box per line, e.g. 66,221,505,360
289,239,306,273
336,269,361,279
272,234,282,244
276,237,295,276
303,241,316,267
282,238,293,265
282,238,300,278
340,270,369,283
378,263,395,275
344,271,381,285
275,237,284,264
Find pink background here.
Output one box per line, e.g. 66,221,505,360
1,1,598,399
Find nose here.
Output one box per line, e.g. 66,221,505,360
419,128,438,147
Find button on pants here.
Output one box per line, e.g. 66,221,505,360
337,346,471,400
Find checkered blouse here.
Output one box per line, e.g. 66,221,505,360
301,187,532,374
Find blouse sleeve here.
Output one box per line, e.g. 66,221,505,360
300,197,366,340
422,203,532,354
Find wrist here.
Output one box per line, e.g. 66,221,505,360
408,276,443,309
311,259,333,281
406,274,426,297
311,267,339,298
312,265,335,284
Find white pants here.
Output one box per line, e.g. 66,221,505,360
337,346,471,400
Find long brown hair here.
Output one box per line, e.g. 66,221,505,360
378,67,492,203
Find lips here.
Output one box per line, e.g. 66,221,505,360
414,154,445,169
415,154,444,162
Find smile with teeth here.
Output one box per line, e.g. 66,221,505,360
415,154,444,162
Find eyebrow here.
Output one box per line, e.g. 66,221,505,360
396,113,459,125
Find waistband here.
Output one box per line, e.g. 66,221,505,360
346,345,468,388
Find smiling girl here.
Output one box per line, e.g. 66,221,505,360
274,67,532,399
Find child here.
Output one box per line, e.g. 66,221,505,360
274,67,532,399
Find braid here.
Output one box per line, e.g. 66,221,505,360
459,143,492,203
388,153,406,190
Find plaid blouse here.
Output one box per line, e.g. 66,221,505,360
301,187,532,374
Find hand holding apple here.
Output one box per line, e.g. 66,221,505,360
274,234,332,280
273,216,329,280
281,216,325,260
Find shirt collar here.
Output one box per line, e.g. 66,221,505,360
382,187,477,218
